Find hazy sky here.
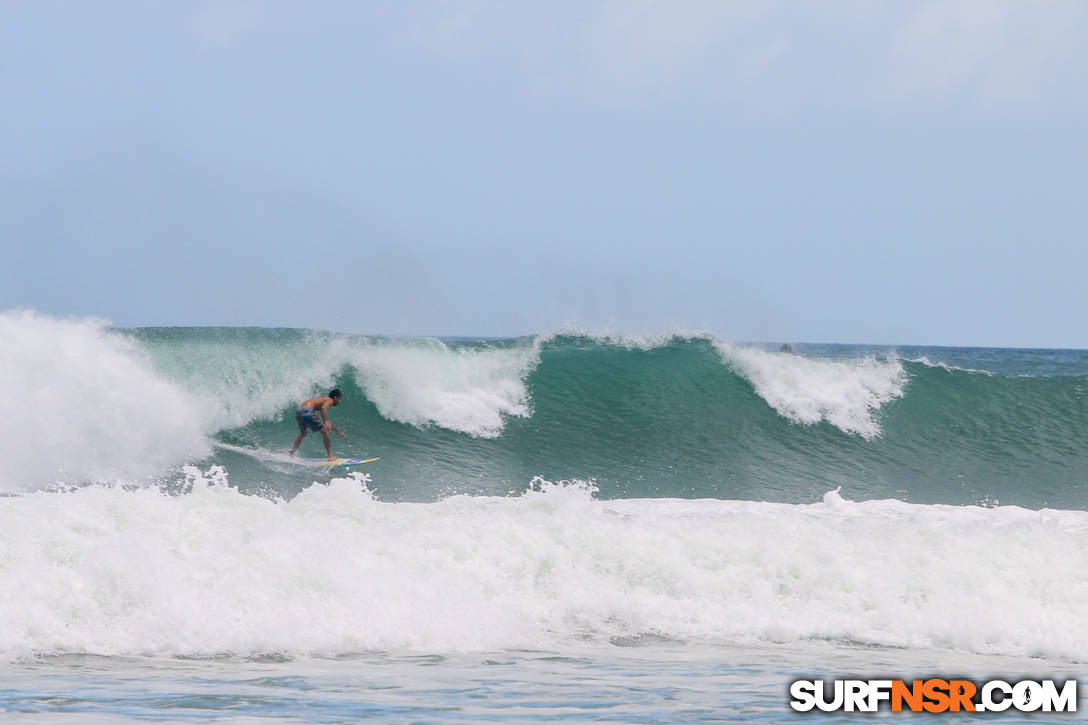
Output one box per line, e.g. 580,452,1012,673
2,1,1086,346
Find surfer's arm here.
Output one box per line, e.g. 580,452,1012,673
319,404,346,438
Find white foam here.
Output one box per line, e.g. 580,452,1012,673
907,355,995,376
0,311,209,490
546,323,715,350
348,338,540,438
718,343,907,438
2,474,1086,661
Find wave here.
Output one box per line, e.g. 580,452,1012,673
346,336,540,437
0,312,209,490
132,326,541,439
5,313,1088,508
716,342,905,438
131,325,908,443
0,314,540,491
2,471,1085,661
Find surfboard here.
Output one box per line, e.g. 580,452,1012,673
213,444,379,469
299,456,380,468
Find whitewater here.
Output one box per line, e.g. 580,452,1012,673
2,310,1087,722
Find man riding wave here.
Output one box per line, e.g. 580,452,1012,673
289,388,347,460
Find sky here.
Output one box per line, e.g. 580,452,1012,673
1,1,1086,347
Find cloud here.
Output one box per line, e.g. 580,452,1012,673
885,0,1088,107
404,0,1088,111
192,1,259,49
580,1,773,101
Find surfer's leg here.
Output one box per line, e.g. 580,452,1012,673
290,421,309,455
321,428,334,460
290,431,306,455
290,413,310,455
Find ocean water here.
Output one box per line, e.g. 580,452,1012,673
2,310,1087,722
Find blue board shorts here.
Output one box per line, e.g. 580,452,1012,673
295,408,325,433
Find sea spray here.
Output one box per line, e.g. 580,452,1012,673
347,336,541,437
135,327,543,439
134,326,351,431
0,311,208,491
717,342,907,438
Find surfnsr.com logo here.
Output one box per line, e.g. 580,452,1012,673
789,679,1078,713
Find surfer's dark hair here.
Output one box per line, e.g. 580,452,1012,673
329,388,342,398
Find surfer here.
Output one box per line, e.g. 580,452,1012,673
289,389,347,460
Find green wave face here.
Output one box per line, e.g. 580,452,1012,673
118,328,1088,508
